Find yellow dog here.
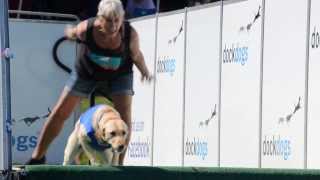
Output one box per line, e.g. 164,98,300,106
63,104,128,165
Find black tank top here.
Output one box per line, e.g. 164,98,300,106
75,17,133,81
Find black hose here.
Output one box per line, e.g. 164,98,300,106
52,36,99,107
52,36,72,74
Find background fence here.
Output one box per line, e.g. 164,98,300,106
4,0,320,169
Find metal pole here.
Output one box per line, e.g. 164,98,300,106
0,0,12,173
156,0,160,13
17,0,24,18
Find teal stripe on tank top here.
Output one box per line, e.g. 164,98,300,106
88,52,122,70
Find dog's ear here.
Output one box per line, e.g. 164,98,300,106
95,127,103,140
97,113,106,123
102,128,106,137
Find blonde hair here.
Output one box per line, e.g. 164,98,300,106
97,0,125,18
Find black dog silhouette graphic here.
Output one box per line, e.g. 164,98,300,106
168,20,184,44
278,97,301,124
17,107,52,127
239,6,261,32
199,104,217,127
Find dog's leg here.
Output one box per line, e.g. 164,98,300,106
96,152,109,165
79,136,108,165
79,137,99,165
111,153,120,166
63,130,80,165
103,149,114,165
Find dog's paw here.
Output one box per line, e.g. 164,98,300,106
91,161,103,166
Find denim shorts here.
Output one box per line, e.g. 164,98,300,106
65,71,134,98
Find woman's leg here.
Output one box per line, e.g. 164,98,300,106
31,87,82,160
110,94,132,165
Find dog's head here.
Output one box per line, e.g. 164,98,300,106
95,108,129,153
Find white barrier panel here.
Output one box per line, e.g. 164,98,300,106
220,0,262,167
261,0,308,168
184,4,220,167
153,11,185,166
307,0,320,169
9,20,77,164
125,17,156,166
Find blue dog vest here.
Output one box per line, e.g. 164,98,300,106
80,105,111,150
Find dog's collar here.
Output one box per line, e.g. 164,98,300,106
87,131,112,150
91,137,112,151
96,141,112,150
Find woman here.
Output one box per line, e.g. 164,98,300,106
26,0,152,165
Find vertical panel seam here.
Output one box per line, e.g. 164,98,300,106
258,0,266,168
304,0,311,169
181,7,188,167
218,0,224,167
151,12,159,166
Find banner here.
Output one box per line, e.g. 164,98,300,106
9,20,77,164
124,16,156,166
153,11,185,166
220,0,263,168
307,0,320,169
261,0,308,168
184,3,221,167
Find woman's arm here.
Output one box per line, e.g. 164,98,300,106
130,27,153,82
64,20,88,41
64,20,88,59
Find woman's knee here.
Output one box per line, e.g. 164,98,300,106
50,92,81,123
51,108,73,123
112,96,132,120
119,110,132,129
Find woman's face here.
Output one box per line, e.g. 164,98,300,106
102,14,123,36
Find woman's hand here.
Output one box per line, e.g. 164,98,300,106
64,21,88,41
64,25,77,40
141,71,153,83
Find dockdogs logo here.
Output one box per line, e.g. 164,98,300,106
127,137,151,158
262,97,302,161
11,108,51,151
311,26,319,49
157,56,176,76
185,137,208,160
262,135,291,160
223,43,249,66
12,135,37,151
185,105,216,160
223,5,261,66
132,121,144,132
156,19,183,76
